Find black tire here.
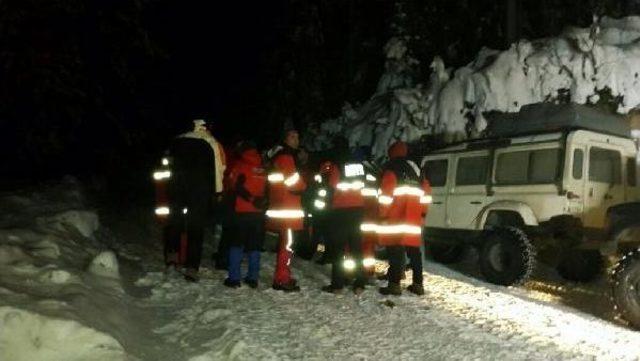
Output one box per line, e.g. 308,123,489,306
429,243,465,264
556,249,603,282
478,227,535,286
612,249,640,329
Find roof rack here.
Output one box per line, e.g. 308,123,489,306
484,103,630,139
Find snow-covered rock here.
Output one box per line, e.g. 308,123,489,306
0,306,127,361
308,16,640,160
38,210,100,238
88,251,120,279
0,182,133,360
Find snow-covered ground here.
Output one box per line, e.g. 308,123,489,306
3,181,640,361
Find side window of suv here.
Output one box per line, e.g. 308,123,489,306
572,149,584,180
627,158,637,186
423,159,448,187
456,156,488,185
589,147,621,184
495,148,560,185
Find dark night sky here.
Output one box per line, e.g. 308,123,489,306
3,0,636,187
152,1,282,136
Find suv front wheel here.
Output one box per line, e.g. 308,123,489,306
612,248,640,329
479,227,536,286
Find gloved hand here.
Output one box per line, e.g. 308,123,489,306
252,197,268,210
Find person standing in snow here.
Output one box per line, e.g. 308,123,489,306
265,129,306,292
165,119,225,282
224,142,267,288
360,157,381,280
377,141,431,296
214,139,244,271
320,137,368,294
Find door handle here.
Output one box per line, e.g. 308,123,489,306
604,194,613,200
432,201,443,205
589,188,594,197
470,201,482,205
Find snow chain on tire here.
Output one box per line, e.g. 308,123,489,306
479,226,536,286
611,248,640,329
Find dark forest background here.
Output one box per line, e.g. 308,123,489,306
1,0,639,189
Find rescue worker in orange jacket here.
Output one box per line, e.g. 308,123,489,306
360,159,380,278
266,129,307,292
377,141,432,296
224,143,267,289
321,137,367,294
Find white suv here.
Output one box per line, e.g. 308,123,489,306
421,104,639,285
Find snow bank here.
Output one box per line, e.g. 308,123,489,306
307,16,640,160
0,181,133,360
0,306,127,361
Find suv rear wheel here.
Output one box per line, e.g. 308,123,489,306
612,249,640,329
479,227,535,286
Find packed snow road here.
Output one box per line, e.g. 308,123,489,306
2,181,640,360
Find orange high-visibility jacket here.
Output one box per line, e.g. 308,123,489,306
377,159,431,248
265,149,307,231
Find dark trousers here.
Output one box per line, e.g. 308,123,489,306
387,245,423,285
327,208,365,289
315,214,330,248
228,213,264,282
165,204,207,271
215,200,235,267
230,213,264,251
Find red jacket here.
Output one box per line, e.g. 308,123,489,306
360,171,379,239
326,162,365,209
266,149,307,231
232,149,267,213
223,146,239,192
377,165,431,248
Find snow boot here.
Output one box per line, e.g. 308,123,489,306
243,278,258,289
224,278,241,288
406,283,425,296
321,285,344,294
184,268,199,283
379,282,402,296
272,280,300,292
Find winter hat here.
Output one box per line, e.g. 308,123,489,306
193,119,208,132
388,141,408,159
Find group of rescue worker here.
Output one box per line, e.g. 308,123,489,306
154,119,432,296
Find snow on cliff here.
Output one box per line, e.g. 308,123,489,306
305,16,640,160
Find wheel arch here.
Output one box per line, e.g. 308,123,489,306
476,201,539,229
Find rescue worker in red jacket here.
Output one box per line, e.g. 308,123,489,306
224,143,267,288
266,129,307,292
321,137,367,294
377,141,432,296
360,159,380,278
